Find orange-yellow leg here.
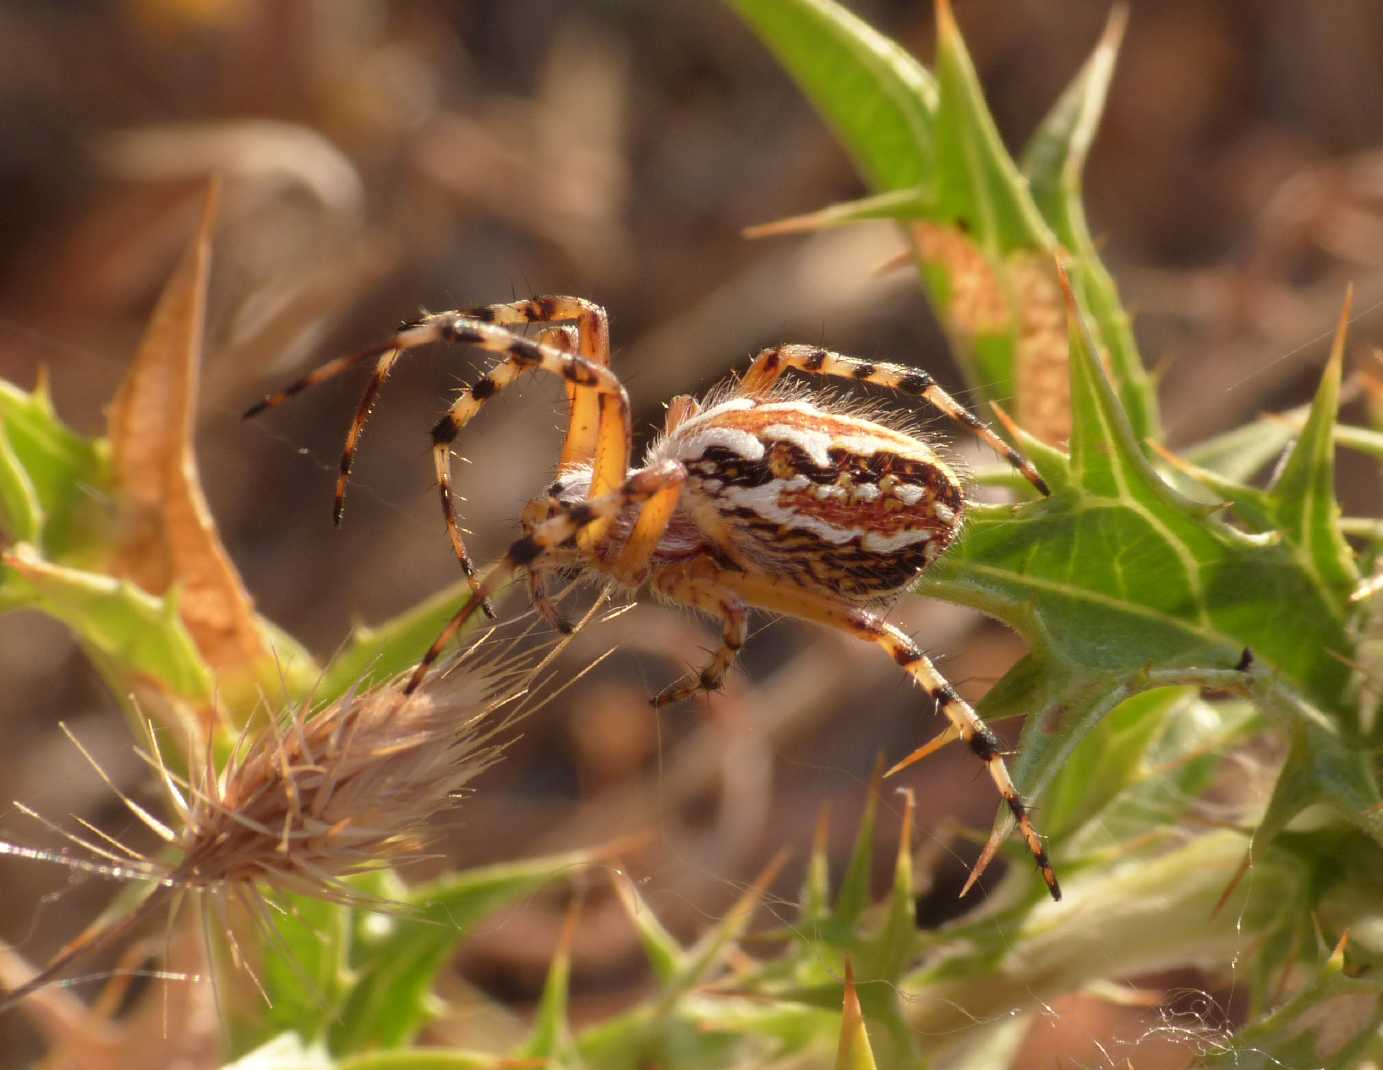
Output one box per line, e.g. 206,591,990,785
421,320,630,608
648,562,749,707
435,295,620,494
609,474,683,586
663,394,702,435
738,344,1049,496
702,569,1060,901
405,460,685,695
417,295,613,471
242,295,627,569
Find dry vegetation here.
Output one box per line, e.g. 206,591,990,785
2,3,1383,1067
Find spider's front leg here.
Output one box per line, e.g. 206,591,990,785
405,460,687,695
243,296,627,613
519,488,578,635
527,568,572,635
451,296,614,472
426,318,630,600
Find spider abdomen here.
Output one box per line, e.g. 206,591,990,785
654,397,965,601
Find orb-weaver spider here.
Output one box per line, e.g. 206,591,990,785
246,295,1060,900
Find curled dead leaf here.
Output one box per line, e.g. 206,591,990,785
106,179,268,679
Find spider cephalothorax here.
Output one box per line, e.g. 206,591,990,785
247,295,1060,900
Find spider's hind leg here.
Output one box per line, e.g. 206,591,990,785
879,630,1059,901
704,571,1061,902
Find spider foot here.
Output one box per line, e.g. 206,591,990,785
528,569,573,634
534,599,574,635
460,565,497,620
650,670,723,708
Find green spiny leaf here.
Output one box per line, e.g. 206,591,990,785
1266,294,1359,607
743,189,933,239
1063,298,1171,500
0,415,42,543
859,790,916,983
610,869,687,986
834,964,879,1070
725,0,936,191
0,376,108,559
0,542,212,701
1072,696,1260,848
1182,413,1295,483
519,903,580,1067
657,852,787,1013
731,0,1155,454
1021,6,1158,440
924,1,1066,415
1041,687,1191,841
930,0,1049,250
911,279,1368,896
1255,712,1383,855
801,804,832,919
330,847,605,1053
254,894,350,1050
831,765,880,929
1021,8,1124,203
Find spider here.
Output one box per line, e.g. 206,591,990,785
246,295,1060,900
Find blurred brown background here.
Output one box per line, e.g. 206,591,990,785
3,1,1382,1065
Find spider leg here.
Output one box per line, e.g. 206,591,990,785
527,566,573,635
443,296,612,471
482,324,582,627
698,570,1060,901
609,469,684,586
738,344,1050,496
518,489,578,633
520,421,685,635
425,318,630,593
405,459,686,695
663,394,702,435
649,562,748,707
243,294,622,561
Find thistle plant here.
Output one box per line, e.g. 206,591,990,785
1,2,1382,1069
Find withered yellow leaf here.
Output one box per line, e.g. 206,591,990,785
107,179,267,676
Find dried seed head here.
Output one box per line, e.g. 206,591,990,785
2,623,595,1012
174,676,506,898
167,638,560,919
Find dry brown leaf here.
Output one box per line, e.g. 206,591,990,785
1009,253,1071,447
106,178,267,676
909,222,1072,446
909,221,1010,336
